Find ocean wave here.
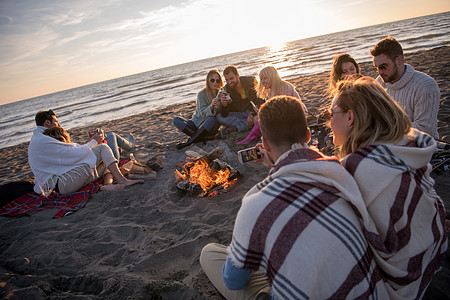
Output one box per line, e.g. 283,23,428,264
1,12,448,150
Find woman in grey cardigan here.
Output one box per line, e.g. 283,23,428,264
173,69,223,149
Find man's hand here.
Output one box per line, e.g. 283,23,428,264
255,143,273,168
246,114,257,128
219,92,230,107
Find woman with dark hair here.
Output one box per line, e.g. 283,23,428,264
327,76,447,299
174,69,223,149
39,126,143,194
328,53,360,91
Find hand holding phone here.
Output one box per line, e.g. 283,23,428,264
238,146,263,164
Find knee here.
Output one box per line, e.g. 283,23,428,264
173,117,187,131
200,243,224,268
202,117,217,131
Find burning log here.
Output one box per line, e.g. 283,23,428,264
174,146,239,197
210,159,239,181
177,179,203,196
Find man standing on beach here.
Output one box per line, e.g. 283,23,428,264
217,65,264,132
370,36,440,138
200,96,388,299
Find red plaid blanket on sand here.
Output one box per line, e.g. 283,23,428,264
0,159,131,219
0,180,101,219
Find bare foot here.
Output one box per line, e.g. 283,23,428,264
117,178,144,187
100,184,126,191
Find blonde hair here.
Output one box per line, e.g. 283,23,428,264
205,69,224,103
43,126,72,143
257,66,295,99
333,76,411,157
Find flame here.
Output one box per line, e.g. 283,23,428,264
175,157,236,195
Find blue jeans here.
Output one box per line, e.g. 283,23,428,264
105,132,133,160
216,112,250,132
173,116,219,135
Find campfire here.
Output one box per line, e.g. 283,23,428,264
174,147,239,197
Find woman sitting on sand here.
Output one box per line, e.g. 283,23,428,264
236,66,306,144
327,76,447,299
320,53,361,155
41,126,143,194
174,69,224,149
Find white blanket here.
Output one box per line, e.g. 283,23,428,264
28,126,97,195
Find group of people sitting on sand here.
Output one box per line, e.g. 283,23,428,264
26,35,446,299
193,36,445,299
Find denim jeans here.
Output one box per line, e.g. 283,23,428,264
216,112,250,132
105,132,133,160
173,116,219,135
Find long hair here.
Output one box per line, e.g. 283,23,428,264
333,76,411,157
43,126,72,143
257,66,294,99
204,69,224,103
328,54,360,92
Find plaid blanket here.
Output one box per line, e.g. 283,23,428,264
228,148,389,299
0,180,101,219
342,129,448,300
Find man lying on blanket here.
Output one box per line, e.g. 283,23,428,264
200,96,389,299
28,110,142,196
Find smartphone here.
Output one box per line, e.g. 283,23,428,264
88,129,98,138
250,101,258,113
238,147,263,164
88,128,104,138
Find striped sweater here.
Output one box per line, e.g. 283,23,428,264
228,147,389,299
342,129,447,299
376,64,440,139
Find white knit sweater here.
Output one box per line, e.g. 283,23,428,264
376,64,440,139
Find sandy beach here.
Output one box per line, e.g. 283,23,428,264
0,46,449,299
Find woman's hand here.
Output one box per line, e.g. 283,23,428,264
92,132,104,144
211,97,220,111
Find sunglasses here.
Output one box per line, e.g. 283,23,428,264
210,78,221,83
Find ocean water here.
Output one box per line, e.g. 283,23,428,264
1,11,449,150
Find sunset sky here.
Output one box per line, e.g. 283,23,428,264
0,0,448,105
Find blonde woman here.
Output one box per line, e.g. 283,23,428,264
327,76,447,299
174,69,224,149
237,66,305,144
